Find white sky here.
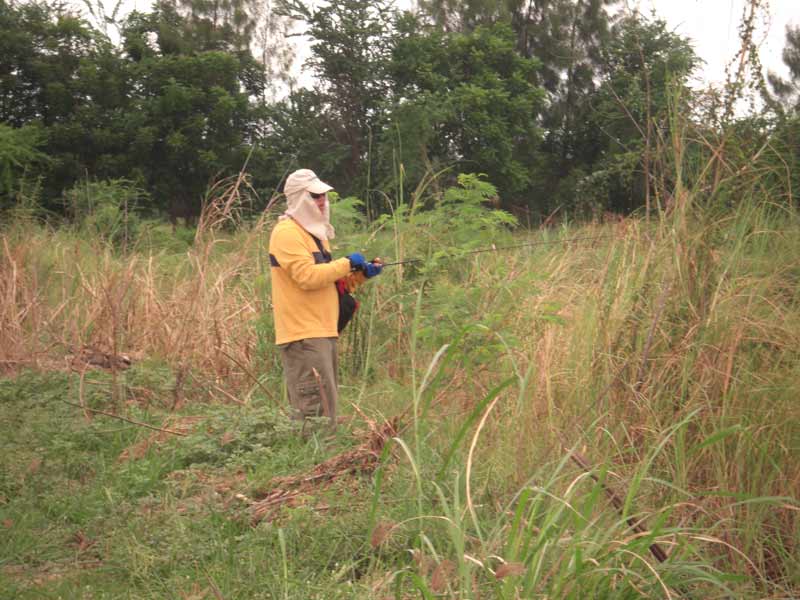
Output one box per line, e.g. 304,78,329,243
641,0,797,86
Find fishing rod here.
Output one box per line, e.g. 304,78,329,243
379,234,614,267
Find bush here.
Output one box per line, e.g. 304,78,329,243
136,221,196,254
0,123,48,214
63,179,146,250
388,172,517,275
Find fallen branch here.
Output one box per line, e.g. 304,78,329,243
61,400,188,436
249,416,399,524
566,447,669,563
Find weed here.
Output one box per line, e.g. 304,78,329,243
1,162,799,596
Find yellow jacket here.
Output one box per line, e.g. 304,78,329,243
268,218,352,344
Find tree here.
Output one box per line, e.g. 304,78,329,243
273,0,394,194
414,0,616,128
0,0,272,219
157,0,259,52
766,25,800,208
768,25,800,114
252,0,296,101
0,0,131,209
387,16,544,208
0,0,98,127
579,13,697,214
0,123,48,208
413,0,618,217
505,1,620,218
120,3,264,221
416,0,513,32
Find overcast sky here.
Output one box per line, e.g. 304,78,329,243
641,0,797,86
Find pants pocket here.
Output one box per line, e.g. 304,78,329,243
295,376,323,418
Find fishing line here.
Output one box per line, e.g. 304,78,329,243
380,234,614,267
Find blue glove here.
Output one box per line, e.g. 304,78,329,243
347,253,383,278
363,262,382,278
347,252,367,270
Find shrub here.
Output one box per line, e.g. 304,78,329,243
0,123,48,213
63,179,146,250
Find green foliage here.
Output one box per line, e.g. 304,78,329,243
267,0,394,198
432,173,517,246
5,2,800,594
64,178,146,249
0,0,265,221
136,220,196,253
415,0,618,216
0,0,111,209
363,172,519,355
0,368,371,598
387,18,544,206
329,193,367,237
571,13,697,215
0,0,707,220
258,90,351,191
2,187,800,596
0,124,48,207
766,116,800,207
0,1,99,128
371,172,517,271
762,26,800,208
120,5,265,220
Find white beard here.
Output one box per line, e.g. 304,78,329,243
281,190,336,240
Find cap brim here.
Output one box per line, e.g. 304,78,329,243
307,179,333,194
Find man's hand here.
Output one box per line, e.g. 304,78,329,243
347,253,383,278
367,257,383,278
347,252,367,270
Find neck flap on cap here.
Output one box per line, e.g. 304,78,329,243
281,169,335,240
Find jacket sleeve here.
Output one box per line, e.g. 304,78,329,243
270,226,351,291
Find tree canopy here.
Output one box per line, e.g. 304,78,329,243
3,0,796,220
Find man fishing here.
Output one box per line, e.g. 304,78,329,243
268,169,382,426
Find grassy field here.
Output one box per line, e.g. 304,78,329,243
1,174,799,598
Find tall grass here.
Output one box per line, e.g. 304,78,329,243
0,172,278,401
1,120,799,597
357,194,798,596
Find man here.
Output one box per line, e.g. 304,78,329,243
268,168,381,425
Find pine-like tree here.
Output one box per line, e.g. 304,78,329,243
768,25,800,114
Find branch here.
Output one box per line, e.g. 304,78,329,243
61,400,188,436
566,447,669,563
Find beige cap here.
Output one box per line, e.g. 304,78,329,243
284,168,333,196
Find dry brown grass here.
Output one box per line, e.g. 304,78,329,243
0,209,275,404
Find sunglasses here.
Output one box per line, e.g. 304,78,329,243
309,192,326,200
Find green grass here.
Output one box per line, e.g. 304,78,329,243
0,366,759,598
0,369,382,598
1,185,799,597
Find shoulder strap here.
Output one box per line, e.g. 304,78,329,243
309,234,332,263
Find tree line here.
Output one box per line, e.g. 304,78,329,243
1,0,798,223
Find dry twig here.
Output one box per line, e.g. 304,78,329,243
566,447,669,563
249,416,400,524
61,399,188,436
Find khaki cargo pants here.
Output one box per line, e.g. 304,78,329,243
278,337,338,423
